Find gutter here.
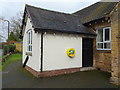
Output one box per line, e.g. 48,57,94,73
41,31,44,72
34,28,97,37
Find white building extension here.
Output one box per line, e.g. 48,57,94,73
21,4,96,77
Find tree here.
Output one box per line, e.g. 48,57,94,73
15,30,21,41
9,11,23,41
0,11,23,42
8,32,16,41
10,11,23,32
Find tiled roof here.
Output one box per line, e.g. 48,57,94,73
22,4,96,36
73,2,118,24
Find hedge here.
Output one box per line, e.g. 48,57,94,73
3,44,16,55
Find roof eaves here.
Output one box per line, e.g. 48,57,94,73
25,5,36,28
34,28,97,36
83,17,105,24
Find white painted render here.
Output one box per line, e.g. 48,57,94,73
23,17,41,72
43,32,82,71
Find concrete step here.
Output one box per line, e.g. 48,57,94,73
80,67,95,71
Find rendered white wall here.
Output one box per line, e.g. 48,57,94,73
23,17,41,72
43,32,82,71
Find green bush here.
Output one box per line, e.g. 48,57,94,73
8,44,16,53
3,44,16,55
0,43,2,49
3,45,9,55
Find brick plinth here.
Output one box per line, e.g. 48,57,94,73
25,65,81,77
25,66,40,77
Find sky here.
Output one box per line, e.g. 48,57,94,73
0,0,102,41
0,0,102,20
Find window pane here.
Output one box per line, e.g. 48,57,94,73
30,46,32,51
105,28,110,41
27,33,29,44
29,45,31,51
97,29,103,42
27,30,32,52
97,43,103,49
31,31,32,44
104,43,110,49
29,32,30,44
28,46,29,51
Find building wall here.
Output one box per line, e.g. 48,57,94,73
43,32,82,71
110,2,120,85
23,17,41,72
92,22,112,72
91,2,120,85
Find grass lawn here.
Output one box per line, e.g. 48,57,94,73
0,53,22,71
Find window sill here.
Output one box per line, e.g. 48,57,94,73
26,52,32,56
96,50,111,53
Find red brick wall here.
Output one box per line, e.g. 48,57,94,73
25,65,81,77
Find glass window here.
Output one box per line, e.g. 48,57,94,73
104,28,110,41
27,30,32,52
96,27,111,50
104,43,110,49
97,43,103,48
97,28,103,42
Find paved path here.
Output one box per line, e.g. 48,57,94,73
2,61,119,88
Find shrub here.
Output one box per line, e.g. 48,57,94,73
0,43,2,49
3,45,9,55
8,44,16,53
3,44,16,55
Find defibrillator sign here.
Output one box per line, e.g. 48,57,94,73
66,48,76,57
